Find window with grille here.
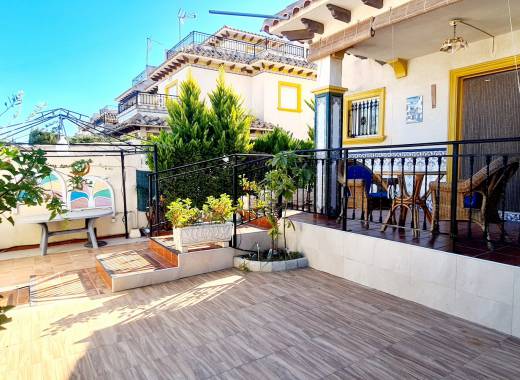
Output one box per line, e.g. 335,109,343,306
349,97,380,137
344,87,386,143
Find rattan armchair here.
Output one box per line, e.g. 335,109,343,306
429,158,519,235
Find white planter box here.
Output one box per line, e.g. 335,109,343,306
233,256,308,272
173,222,233,253
240,195,257,211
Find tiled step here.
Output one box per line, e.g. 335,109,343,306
96,248,179,292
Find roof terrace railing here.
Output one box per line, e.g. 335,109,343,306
166,31,307,61
131,65,157,86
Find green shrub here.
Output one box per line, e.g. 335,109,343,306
165,198,200,228
202,194,234,223
253,127,313,155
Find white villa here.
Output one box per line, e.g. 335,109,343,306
92,26,318,140
257,0,520,338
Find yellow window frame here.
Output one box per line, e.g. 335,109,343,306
164,79,178,96
343,87,386,145
278,81,302,113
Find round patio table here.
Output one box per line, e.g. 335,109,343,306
17,209,112,256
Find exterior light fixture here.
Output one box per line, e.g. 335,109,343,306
440,20,468,53
441,19,495,54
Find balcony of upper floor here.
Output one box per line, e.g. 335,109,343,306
117,92,177,123
165,30,308,62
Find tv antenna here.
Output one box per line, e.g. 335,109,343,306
178,9,197,41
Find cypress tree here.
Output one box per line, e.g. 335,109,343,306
207,68,252,156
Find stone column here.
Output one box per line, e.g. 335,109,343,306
312,53,347,216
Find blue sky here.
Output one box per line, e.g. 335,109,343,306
0,0,282,128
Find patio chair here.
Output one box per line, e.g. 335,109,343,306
429,158,519,237
337,160,391,225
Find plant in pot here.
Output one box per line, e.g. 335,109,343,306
238,175,259,211
166,194,235,253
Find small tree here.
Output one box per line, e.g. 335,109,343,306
260,152,313,259
0,144,65,224
147,72,210,171
28,128,59,145
207,68,252,155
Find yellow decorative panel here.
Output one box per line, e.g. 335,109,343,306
278,81,302,113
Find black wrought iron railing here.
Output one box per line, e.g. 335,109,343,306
166,31,307,61
131,65,156,86
147,137,520,254
349,98,380,137
118,92,178,114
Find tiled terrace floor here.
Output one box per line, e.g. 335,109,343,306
1,242,520,379
290,211,520,267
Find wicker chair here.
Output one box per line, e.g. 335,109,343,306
429,158,519,236
337,160,391,224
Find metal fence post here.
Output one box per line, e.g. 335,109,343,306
148,173,153,237
120,151,129,239
232,156,238,248
450,142,460,239
153,144,160,236
342,149,349,232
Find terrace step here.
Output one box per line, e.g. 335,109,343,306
96,237,242,292
96,248,178,292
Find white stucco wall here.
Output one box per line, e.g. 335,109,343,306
285,220,520,338
156,65,315,140
331,29,520,146
0,147,150,250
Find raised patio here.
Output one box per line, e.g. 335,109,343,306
1,241,520,379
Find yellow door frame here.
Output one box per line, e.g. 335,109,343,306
448,55,520,141
447,55,520,180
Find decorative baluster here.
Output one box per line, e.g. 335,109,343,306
361,158,366,222
423,156,429,231
400,157,405,228
432,156,442,234
411,157,417,231
379,157,384,224
467,155,474,239
351,158,357,220
370,158,375,222
389,157,394,227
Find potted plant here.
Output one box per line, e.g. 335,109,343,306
239,175,259,211
166,194,235,253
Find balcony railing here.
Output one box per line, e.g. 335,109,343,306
147,137,520,263
93,112,118,126
131,65,157,86
118,92,178,114
166,31,307,61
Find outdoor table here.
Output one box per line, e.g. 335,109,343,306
17,209,112,256
381,173,433,236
